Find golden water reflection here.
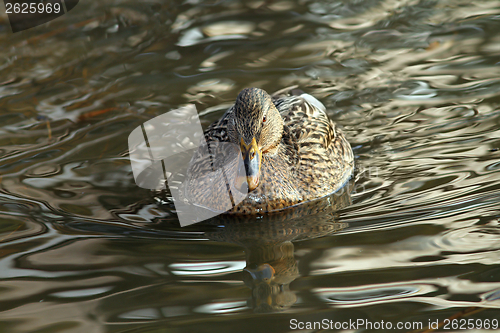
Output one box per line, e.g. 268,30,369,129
203,189,351,312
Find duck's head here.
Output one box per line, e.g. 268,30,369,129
231,88,284,192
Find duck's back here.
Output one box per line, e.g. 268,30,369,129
266,89,354,204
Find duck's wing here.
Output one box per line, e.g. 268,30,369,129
202,105,235,143
272,89,333,149
181,105,243,212
272,88,354,195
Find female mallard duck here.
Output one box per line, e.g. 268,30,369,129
182,87,354,214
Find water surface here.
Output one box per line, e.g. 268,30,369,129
1,0,500,332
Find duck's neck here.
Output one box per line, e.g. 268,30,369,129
262,126,285,155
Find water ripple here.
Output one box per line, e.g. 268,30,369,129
1,0,500,331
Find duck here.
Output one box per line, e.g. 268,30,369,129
181,86,354,215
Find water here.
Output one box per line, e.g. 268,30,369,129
1,0,500,332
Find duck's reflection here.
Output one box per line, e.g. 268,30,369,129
243,241,297,312
203,186,352,312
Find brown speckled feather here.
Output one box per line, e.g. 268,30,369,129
182,87,354,214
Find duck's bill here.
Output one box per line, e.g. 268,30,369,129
244,161,260,191
235,137,262,192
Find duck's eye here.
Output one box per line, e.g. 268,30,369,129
262,115,267,123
